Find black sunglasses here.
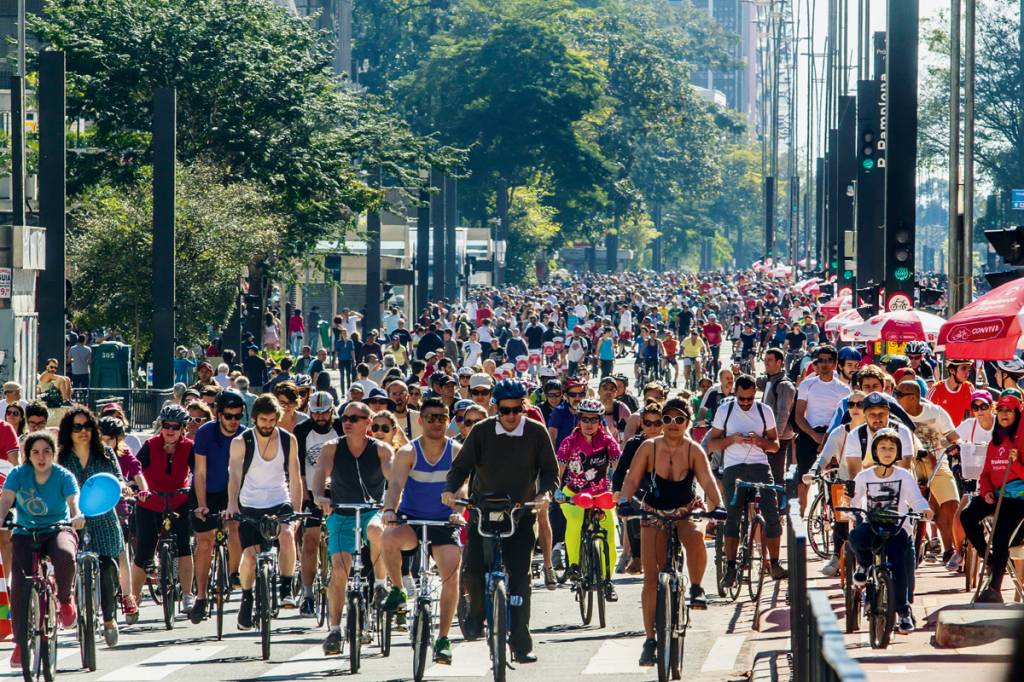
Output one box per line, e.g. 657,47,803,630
463,418,482,428
498,405,524,416
971,402,990,410
848,401,865,409
371,423,392,434
422,413,448,424
642,419,663,427
221,412,243,421
161,422,182,431
341,415,368,423
71,422,93,433
471,389,492,396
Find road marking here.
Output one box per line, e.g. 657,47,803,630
258,645,347,679
700,634,745,673
425,640,491,677
98,643,226,681
582,636,647,674
0,642,78,677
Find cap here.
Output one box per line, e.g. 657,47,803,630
862,392,889,410
424,351,437,360
892,368,917,384
366,388,390,403
970,390,993,405
469,373,493,390
599,375,617,387
348,383,366,394
453,399,475,414
2,381,21,393
439,374,457,386
997,394,1022,411
308,391,335,413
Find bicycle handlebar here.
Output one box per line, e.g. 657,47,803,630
622,498,726,523
730,479,786,507
331,502,383,511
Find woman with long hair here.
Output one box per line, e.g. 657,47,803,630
5,402,25,436
57,406,127,645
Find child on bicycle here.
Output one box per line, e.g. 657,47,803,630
849,429,933,634
556,399,620,603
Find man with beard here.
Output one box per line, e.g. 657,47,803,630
293,392,343,615
388,380,422,439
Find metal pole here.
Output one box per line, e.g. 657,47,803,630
151,88,177,389
948,0,962,312
11,76,24,227
38,52,66,375
962,0,975,306
430,167,446,298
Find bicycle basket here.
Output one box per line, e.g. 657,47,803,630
258,516,280,543
477,495,515,535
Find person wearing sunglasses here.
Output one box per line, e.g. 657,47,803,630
312,400,393,655
621,399,723,666
793,345,850,512
185,400,214,439
442,379,557,664
612,402,666,576
556,398,621,603
707,375,787,589
273,381,309,434
131,403,196,619
454,403,487,444
947,391,996,573
927,358,975,427
370,411,410,451
467,373,495,415
387,380,421,440
547,377,587,451
380,397,465,665
36,358,71,406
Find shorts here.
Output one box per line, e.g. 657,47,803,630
238,503,293,550
190,491,228,533
301,495,325,530
399,522,461,553
795,427,827,477
327,510,380,556
926,467,960,506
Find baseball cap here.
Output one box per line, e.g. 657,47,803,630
862,392,889,410
469,373,493,390
997,394,1022,411
348,383,365,395
453,399,475,414
308,391,335,413
599,376,617,387
970,390,993,405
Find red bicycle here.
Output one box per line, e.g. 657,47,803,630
14,522,69,682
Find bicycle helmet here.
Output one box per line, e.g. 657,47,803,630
98,416,125,439
577,398,603,415
293,373,312,387
215,389,246,412
882,354,910,374
158,403,189,425
994,357,1024,375
904,341,928,355
837,346,862,364
492,379,527,402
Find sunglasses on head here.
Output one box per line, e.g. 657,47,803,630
498,405,524,416
422,413,448,424
642,419,663,427
71,422,92,433
662,415,688,425
370,423,392,434
341,414,368,423
160,422,182,431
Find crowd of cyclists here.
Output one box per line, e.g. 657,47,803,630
2,267,1022,677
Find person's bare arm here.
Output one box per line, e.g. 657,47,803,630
378,442,395,481
754,427,780,454
312,440,337,515
0,489,15,520
706,427,739,454
794,399,822,443
383,444,415,514
225,437,245,516
286,432,303,510
193,454,209,518
623,412,642,441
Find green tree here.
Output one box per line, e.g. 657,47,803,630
504,183,561,285
68,163,284,357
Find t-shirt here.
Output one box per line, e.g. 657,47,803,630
785,332,806,350
851,466,930,533
927,381,974,427
712,400,777,468
797,376,851,428
3,463,79,533
702,323,723,346
907,400,956,454
547,403,579,450
842,422,915,465
295,419,343,488
0,421,19,459
192,421,235,494
739,332,758,354
68,344,92,375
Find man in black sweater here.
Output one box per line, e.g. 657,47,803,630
443,380,557,664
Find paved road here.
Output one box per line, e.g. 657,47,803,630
0,555,774,682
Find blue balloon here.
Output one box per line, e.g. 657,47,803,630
79,472,122,518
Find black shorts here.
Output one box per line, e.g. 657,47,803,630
301,495,324,530
133,505,193,569
400,522,461,554
795,427,827,476
191,491,228,533
239,503,293,550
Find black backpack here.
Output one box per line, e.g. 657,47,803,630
719,399,768,438
241,428,292,483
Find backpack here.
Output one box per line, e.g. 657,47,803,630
701,399,768,471
241,428,292,483
855,420,903,460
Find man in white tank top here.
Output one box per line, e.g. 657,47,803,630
225,394,303,631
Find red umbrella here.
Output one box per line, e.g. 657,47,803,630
938,279,1024,359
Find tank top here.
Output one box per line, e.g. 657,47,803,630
398,438,453,521
330,437,386,512
645,440,697,511
239,428,290,508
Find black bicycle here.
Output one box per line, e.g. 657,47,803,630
14,522,68,682
626,502,724,682
557,491,614,628
148,489,191,630
728,480,786,631
194,511,232,640
75,526,101,671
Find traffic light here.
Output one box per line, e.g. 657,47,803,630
985,225,1024,266
885,222,915,297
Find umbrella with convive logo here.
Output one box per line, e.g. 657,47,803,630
841,309,945,343
938,279,1024,359
824,306,862,334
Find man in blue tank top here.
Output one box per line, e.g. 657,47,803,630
378,397,464,666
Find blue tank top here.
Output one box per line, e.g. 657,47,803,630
398,438,453,521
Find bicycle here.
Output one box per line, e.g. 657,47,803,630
805,470,841,560
149,488,191,630
75,526,101,672
728,480,786,631
13,522,68,682
313,520,331,628
234,510,308,661
330,502,387,673
835,507,924,649
555,490,614,629
457,495,540,682
626,501,724,682
402,519,456,681
194,511,231,640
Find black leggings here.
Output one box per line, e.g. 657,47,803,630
98,555,119,622
986,496,1024,589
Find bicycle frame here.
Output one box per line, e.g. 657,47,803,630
14,523,66,682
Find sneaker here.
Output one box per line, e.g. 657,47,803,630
945,550,964,572
182,593,195,614
625,558,643,575
281,594,298,609
615,553,631,575
723,564,737,588
122,595,139,626
103,621,119,647
852,570,867,588
603,580,618,602
9,644,20,668
639,638,657,666
381,587,407,612
300,596,315,616
976,585,1005,603
552,544,565,570
769,563,788,581
237,593,254,630
898,613,914,634
543,567,557,591
433,636,453,664
189,598,207,625
323,629,343,655
820,556,840,577
941,548,955,565
58,600,77,628
689,584,708,610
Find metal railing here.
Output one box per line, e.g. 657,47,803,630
66,388,174,432
786,466,866,682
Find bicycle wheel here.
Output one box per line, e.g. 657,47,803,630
714,524,727,597
670,580,688,680
346,592,362,673
18,579,41,682
316,539,329,628
577,536,593,626
377,605,392,657
412,601,431,681
655,573,672,682
256,562,272,661
843,548,860,633
747,520,765,604
870,570,895,650
42,586,57,682
490,579,508,682
78,561,97,671
806,492,832,560
159,544,175,630
214,544,227,640
593,539,607,629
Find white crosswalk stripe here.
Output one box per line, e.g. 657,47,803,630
700,634,746,673
97,644,227,681
257,644,347,680
425,639,491,677
582,636,648,675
